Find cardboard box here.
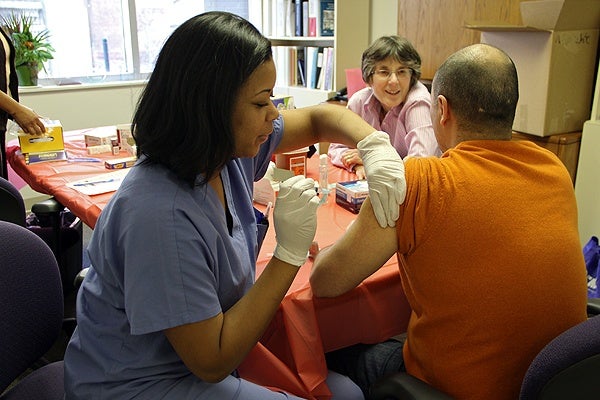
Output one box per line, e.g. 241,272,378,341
335,180,369,214
467,0,600,136
18,120,64,154
116,123,136,155
512,130,581,183
105,156,137,169
85,130,117,147
24,150,67,165
275,147,308,176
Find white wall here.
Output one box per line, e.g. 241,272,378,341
370,0,398,43
18,81,146,131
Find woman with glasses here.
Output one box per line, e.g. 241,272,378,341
328,35,440,179
63,11,407,400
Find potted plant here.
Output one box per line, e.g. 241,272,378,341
0,13,55,86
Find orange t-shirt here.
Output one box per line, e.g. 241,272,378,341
397,140,588,400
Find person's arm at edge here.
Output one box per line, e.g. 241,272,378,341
0,91,45,134
310,197,399,297
328,142,352,169
403,88,440,158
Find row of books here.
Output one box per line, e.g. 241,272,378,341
249,0,334,38
274,46,334,91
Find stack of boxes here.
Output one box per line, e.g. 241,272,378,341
467,0,600,182
83,124,137,169
84,129,116,152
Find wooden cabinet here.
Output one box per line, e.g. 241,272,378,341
396,0,524,79
267,0,370,107
512,131,582,184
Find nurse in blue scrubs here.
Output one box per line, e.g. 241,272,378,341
64,11,406,400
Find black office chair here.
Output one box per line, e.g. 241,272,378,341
368,313,600,400
0,177,83,294
0,221,65,400
0,175,26,225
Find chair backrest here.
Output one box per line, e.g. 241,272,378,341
519,314,600,399
0,221,64,393
345,68,367,100
0,177,26,226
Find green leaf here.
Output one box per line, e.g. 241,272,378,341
1,12,55,71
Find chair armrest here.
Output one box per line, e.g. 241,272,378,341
368,372,454,400
31,198,64,215
587,298,600,316
74,267,89,289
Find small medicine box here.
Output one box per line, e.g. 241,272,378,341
275,147,308,177
335,180,369,214
24,150,67,165
116,123,136,155
105,156,137,169
85,130,117,147
18,120,64,155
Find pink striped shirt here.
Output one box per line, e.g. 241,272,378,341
328,82,440,171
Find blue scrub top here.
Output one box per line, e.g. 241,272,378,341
64,117,284,399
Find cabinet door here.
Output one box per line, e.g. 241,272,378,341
397,0,523,79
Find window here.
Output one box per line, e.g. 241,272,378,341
0,0,248,84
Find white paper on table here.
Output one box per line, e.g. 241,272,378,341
66,169,131,195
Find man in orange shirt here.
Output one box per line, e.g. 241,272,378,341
310,43,588,400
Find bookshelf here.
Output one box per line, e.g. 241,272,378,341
262,0,370,108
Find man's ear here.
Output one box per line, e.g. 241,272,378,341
437,95,450,126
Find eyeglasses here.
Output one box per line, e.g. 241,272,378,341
373,68,412,80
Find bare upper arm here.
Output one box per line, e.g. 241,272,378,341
276,105,376,154
164,312,228,382
310,197,398,297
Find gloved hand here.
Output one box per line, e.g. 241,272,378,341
357,131,407,228
273,175,320,266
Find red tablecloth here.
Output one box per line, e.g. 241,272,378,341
7,127,125,229
8,128,411,399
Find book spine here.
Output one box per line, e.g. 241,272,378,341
275,0,285,37
316,47,327,89
262,0,272,36
302,1,309,37
323,47,334,90
319,0,334,36
285,0,294,37
297,47,306,86
295,0,303,36
248,0,264,32
305,46,316,89
313,47,324,89
308,0,318,37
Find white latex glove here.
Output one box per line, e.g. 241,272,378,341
357,131,407,228
273,175,320,266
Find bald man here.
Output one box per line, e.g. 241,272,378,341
310,44,588,400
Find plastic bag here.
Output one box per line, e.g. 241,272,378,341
583,236,600,298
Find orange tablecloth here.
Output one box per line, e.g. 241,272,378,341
8,128,411,399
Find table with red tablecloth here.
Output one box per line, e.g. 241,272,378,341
7,127,410,399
